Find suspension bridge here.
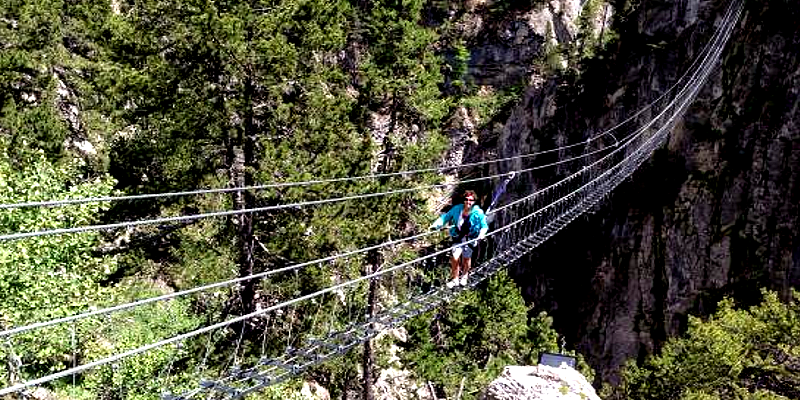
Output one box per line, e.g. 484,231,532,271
0,1,743,398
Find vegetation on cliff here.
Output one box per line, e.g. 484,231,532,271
402,271,574,399
606,290,800,400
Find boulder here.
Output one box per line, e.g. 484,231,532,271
482,365,600,400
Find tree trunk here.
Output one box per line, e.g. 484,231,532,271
3,336,21,387
598,3,609,48
362,251,379,400
238,64,257,314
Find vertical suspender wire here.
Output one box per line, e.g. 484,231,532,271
71,323,77,387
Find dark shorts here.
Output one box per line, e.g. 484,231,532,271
451,238,479,259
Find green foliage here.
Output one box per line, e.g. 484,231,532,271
450,40,471,88
78,287,202,400
359,0,450,124
0,146,206,400
0,99,70,160
458,85,524,125
251,381,317,400
573,0,603,61
0,154,114,400
0,148,117,372
402,271,564,399
605,290,800,400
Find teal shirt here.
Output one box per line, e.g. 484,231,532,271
432,204,488,239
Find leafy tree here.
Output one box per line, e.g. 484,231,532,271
0,144,205,399
0,147,116,372
605,290,800,400
357,0,450,126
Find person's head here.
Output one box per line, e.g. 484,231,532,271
463,190,477,208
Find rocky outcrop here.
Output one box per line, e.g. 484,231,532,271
482,365,600,400
490,0,800,385
300,381,330,400
455,0,586,87
54,69,98,161
368,328,436,400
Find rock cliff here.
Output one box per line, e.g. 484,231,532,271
481,0,799,384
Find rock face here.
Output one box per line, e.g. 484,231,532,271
482,365,600,400
488,0,800,384
455,0,584,88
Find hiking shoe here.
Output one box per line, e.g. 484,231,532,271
460,274,469,286
446,278,459,289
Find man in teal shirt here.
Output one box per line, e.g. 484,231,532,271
429,190,489,288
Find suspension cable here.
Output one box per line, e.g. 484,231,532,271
0,163,606,397
0,137,621,336
0,118,658,339
0,143,614,242
0,143,592,210
0,19,739,395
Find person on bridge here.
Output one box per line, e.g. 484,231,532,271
429,190,489,288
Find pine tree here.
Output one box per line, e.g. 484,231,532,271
402,271,566,399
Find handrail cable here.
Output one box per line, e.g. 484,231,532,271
0,106,662,338
0,230,440,337
0,136,622,337
0,144,613,242
0,138,644,396
0,70,707,393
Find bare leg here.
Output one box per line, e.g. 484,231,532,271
461,257,472,277
450,255,460,280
